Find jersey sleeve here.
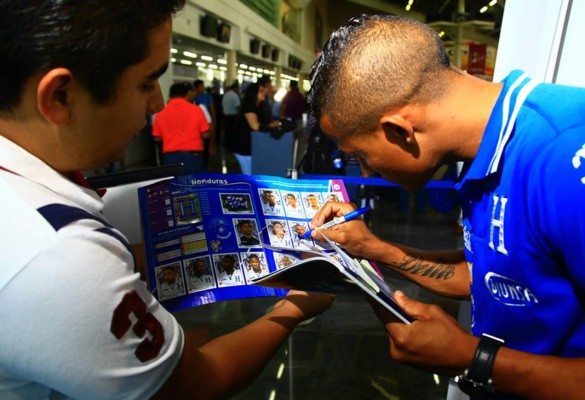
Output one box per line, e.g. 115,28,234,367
530,128,585,291
0,217,183,400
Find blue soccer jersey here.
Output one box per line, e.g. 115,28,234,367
455,70,585,357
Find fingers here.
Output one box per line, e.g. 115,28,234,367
310,201,355,229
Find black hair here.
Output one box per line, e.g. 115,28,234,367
169,82,192,98
238,220,252,228
241,83,260,109
0,0,185,112
308,14,452,136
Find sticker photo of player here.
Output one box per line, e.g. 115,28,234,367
184,256,216,293
156,262,186,300
213,253,245,287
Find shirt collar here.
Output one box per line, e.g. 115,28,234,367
0,136,104,213
455,70,538,188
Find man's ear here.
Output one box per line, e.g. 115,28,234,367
36,68,74,125
379,112,416,146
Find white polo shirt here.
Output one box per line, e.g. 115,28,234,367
0,137,183,399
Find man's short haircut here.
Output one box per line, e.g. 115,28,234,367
169,82,192,98
248,254,260,261
193,79,204,89
308,14,452,137
289,80,299,89
0,0,185,112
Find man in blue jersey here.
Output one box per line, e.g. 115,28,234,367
308,14,585,399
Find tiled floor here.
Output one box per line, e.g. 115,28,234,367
172,149,466,400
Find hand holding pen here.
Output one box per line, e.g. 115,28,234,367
301,207,370,239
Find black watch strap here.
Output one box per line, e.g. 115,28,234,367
456,333,504,398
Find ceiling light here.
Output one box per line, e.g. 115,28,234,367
183,51,197,58
179,59,193,65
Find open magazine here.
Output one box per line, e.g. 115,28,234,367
254,233,414,324
138,173,349,312
137,173,412,323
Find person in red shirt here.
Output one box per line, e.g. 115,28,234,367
152,82,209,175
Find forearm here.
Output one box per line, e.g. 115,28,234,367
194,311,299,398
368,238,470,298
492,347,585,399
154,302,307,399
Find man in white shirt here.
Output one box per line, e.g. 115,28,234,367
245,253,268,282
159,265,186,299
283,192,306,218
261,189,284,215
216,254,245,287
0,3,334,399
185,258,216,292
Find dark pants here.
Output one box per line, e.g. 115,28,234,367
163,151,205,176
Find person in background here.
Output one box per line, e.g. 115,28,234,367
211,79,223,148
221,81,241,151
257,75,276,121
152,82,209,175
232,83,281,174
0,1,335,398
308,13,585,399
279,80,307,127
193,79,217,164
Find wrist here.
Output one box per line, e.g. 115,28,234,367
456,333,504,398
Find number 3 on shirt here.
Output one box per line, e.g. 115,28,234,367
110,291,164,362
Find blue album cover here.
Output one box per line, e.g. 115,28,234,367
138,173,348,313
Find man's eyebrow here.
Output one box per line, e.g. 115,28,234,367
148,62,169,80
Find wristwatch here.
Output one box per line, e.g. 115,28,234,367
455,333,505,399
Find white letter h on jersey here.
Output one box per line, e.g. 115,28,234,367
489,194,509,255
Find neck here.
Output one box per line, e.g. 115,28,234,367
418,72,503,163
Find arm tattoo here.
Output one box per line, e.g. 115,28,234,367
387,255,455,280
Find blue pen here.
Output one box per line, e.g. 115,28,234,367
301,207,370,239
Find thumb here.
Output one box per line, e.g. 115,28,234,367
393,290,425,318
